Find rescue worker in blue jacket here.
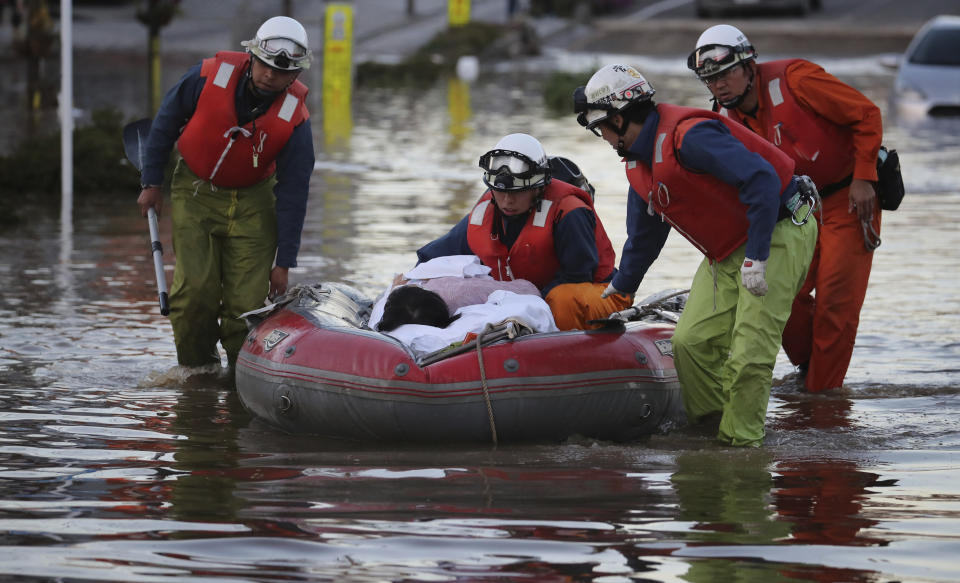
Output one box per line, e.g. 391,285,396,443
136,16,315,371
574,64,818,446
417,133,630,330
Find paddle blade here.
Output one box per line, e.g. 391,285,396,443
122,118,152,172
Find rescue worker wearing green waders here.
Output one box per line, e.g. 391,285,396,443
574,64,818,446
136,16,315,371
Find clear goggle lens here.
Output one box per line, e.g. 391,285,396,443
479,150,546,191
260,37,308,59
479,150,540,178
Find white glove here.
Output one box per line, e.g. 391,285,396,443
741,258,768,296
601,282,624,299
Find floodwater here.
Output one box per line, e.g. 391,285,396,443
1,48,959,582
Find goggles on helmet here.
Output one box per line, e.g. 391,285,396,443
687,44,739,78
687,45,753,81
247,37,310,70
574,84,651,136
479,149,548,192
574,87,620,136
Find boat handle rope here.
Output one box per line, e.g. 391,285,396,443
475,322,500,447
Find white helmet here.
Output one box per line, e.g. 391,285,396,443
479,133,551,192
687,24,757,80
242,16,312,71
574,64,655,133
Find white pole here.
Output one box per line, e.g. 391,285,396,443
60,0,73,223
59,0,74,294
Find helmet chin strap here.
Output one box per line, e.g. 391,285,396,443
245,57,299,100
616,139,628,158
244,67,280,101
613,116,631,158
719,63,755,110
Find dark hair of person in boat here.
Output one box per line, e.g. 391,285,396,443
376,286,461,332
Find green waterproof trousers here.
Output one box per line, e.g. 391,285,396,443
671,214,817,447
168,159,277,368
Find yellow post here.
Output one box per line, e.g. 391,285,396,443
323,3,354,149
448,0,470,26
149,34,163,114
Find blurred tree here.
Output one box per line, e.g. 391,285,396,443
12,0,57,126
135,0,180,114
0,108,140,207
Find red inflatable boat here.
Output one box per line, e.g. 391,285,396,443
235,283,685,444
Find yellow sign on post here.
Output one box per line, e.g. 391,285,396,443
323,3,354,148
448,0,471,27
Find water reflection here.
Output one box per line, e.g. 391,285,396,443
771,390,855,431
169,383,249,523
447,77,473,149
667,450,894,582
672,450,789,546
772,459,890,547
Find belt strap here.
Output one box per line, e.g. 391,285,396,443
820,173,853,198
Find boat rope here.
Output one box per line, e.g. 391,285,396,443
475,323,499,447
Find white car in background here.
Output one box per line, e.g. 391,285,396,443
890,15,960,121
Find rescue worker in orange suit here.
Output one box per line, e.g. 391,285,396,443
416,133,631,330
136,16,315,371
688,24,884,392
574,64,818,446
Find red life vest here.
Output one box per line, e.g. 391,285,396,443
465,180,616,289
177,51,310,188
724,59,854,189
626,104,795,261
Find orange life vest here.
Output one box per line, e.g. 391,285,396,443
465,180,616,289
723,59,854,189
177,51,309,188
626,104,795,261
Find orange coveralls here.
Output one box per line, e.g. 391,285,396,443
738,61,883,392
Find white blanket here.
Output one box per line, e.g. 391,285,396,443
402,254,491,280
384,290,558,358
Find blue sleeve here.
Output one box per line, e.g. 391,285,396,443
274,120,315,268
611,187,671,294
140,63,204,186
541,207,600,296
678,120,782,261
416,215,472,263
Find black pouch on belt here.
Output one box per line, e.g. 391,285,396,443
876,146,905,211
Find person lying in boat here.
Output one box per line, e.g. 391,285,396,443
376,286,460,332
369,255,557,358
416,134,630,330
